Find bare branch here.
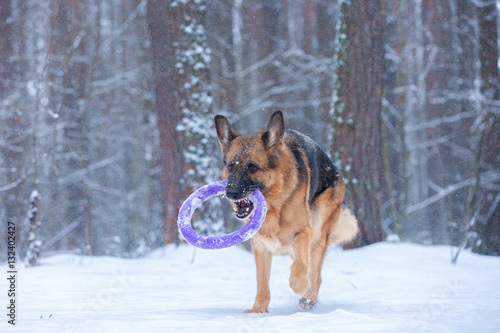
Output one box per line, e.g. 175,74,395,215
58,152,123,184
0,177,24,192
406,170,500,215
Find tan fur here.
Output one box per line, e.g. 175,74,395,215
330,206,359,245
214,111,358,313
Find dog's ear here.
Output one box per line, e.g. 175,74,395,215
214,115,238,151
262,110,285,148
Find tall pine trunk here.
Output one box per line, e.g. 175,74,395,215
472,1,500,256
332,1,386,247
0,1,24,259
147,0,184,244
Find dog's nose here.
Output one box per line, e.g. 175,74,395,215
225,183,244,201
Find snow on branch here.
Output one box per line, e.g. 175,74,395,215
404,111,476,132
58,152,123,184
406,170,500,215
0,177,24,192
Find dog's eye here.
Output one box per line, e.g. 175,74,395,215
247,163,259,174
227,162,236,173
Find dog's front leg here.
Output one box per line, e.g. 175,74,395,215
289,228,312,296
246,239,272,313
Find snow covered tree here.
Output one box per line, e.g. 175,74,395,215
173,0,222,236
26,190,42,266
148,0,220,243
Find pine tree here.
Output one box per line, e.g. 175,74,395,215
331,0,386,247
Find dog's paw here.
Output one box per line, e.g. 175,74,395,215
245,308,269,314
299,297,317,311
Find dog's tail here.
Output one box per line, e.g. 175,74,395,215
329,205,359,245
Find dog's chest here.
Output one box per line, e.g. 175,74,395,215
255,234,294,256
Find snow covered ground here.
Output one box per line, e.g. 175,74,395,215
3,242,500,333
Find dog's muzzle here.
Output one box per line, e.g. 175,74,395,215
231,197,255,220
226,181,257,220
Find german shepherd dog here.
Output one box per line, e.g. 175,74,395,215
214,111,358,312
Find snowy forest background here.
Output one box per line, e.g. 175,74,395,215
1,0,499,261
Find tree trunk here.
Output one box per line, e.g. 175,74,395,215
52,1,93,253
332,0,386,248
421,0,453,244
473,1,500,256
147,0,185,244
0,0,24,260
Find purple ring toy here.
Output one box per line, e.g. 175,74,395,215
177,180,267,249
